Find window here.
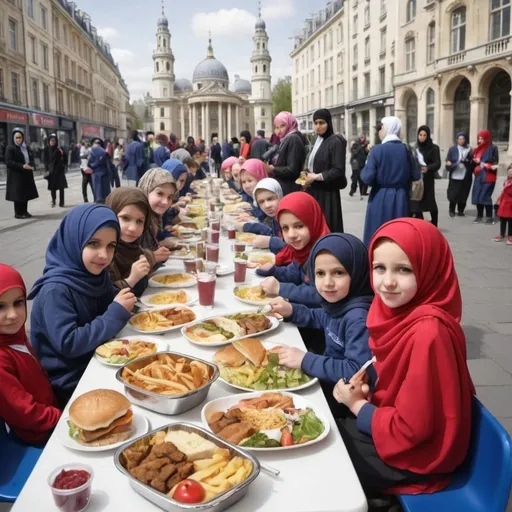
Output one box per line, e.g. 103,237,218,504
310,46,314,63
166,62,170,71
427,22,435,63
328,29,333,50
352,77,358,100
255,65,258,73
364,5,370,26
263,43,265,49
262,121,266,130
353,43,358,64
0,69,4,98
390,63,394,81
353,14,358,34
245,107,250,117
426,88,435,129
311,92,315,109
156,62,159,72
29,35,37,63
323,33,327,53
405,37,416,71
263,64,267,72
406,0,416,22
364,73,370,96
71,61,75,80
379,67,385,93
163,87,168,97
337,52,344,73
490,0,511,40
160,107,165,117
40,5,47,30
451,7,466,53
380,27,387,54
310,69,314,86
11,72,20,103
32,79,39,107
337,82,344,104
160,122,165,131
64,56,69,79
53,14,59,39
27,0,34,18
317,40,320,58
57,89,64,112
365,37,370,61
318,64,321,83
41,43,48,70
55,52,61,79
259,107,265,116
325,59,329,80
8,19,17,51
63,25,67,44
43,83,49,111
338,22,344,43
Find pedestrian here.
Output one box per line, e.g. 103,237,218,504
471,130,499,224
445,132,473,217
144,131,156,168
361,117,420,246
221,138,233,160
153,133,170,167
4,127,38,219
113,142,124,177
124,131,146,185
493,163,512,244
231,137,240,158
185,136,196,156
210,134,222,177
168,134,178,152
43,133,68,208
80,141,93,203
266,111,307,196
88,138,111,203
303,108,347,232
349,135,369,198
410,125,441,226
239,130,252,160
250,130,270,160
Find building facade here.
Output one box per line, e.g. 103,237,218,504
0,0,129,161
147,6,272,141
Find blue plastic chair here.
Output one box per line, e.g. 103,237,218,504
399,397,512,512
0,422,44,502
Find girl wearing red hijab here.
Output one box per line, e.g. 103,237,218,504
257,192,330,307
0,264,61,443
471,130,499,224
332,218,474,496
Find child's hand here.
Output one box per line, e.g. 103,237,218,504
178,208,191,222
261,276,280,296
153,246,170,262
268,297,293,318
258,262,274,272
276,346,305,369
233,220,246,231
253,235,270,249
114,288,136,313
333,379,370,415
446,160,452,167
160,238,180,250
129,256,150,282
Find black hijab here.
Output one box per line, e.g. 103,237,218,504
313,109,334,139
240,130,252,144
416,125,436,161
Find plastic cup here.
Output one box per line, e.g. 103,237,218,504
195,258,205,273
209,202,216,212
234,258,248,284
210,219,221,231
206,243,220,263
233,242,247,253
204,261,218,276
228,226,236,239
207,229,220,244
48,463,94,512
197,273,216,308
183,259,196,274
196,241,205,259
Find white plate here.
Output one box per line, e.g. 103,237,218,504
182,311,280,347
129,306,199,335
56,412,149,452
139,289,198,308
201,391,330,452
218,341,319,392
216,264,235,276
148,273,197,288
95,335,168,367
232,286,270,306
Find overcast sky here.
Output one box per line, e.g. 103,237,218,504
79,0,317,100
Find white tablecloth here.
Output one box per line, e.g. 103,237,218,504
12,237,368,512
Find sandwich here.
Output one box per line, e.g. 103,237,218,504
68,389,133,446
185,317,246,343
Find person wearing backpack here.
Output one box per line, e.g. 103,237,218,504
43,133,68,208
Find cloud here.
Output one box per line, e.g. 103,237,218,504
97,27,119,40
261,0,295,19
191,9,256,38
111,48,134,63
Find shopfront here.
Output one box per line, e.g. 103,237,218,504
58,118,76,151
29,113,58,161
104,127,116,142
80,123,103,143
0,107,29,163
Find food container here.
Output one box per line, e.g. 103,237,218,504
116,351,219,415
114,422,260,512
48,463,94,512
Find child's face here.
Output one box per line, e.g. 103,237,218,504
372,240,418,308
232,163,241,182
82,227,117,275
187,164,198,176
279,211,311,251
223,168,233,181
314,252,351,303
118,205,145,243
256,190,279,217
241,171,258,197
176,173,187,191
0,288,26,335
148,184,175,215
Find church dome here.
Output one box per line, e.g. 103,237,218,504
174,78,193,92
255,18,266,29
193,57,229,82
157,14,168,28
231,76,251,94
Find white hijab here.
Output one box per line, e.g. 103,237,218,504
252,178,283,208
380,116,402,144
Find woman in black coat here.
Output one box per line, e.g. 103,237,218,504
410,125,441,226
304,109,347,232
43,133,68,208
266,111,306,196
5,128,38,219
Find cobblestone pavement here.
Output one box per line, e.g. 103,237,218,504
0,175,511,510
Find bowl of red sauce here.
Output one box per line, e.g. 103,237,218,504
48,463,94,512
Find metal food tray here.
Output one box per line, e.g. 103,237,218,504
114,422,260,511
116,351,219,415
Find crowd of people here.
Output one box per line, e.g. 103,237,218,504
1,107,511,509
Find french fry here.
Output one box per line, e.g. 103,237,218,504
207,458,243,485
228,466,248,486
201,481,232,493
212,448,231,461
189,461,227,482
193,458,216,471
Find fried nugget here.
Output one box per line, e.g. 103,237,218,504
150,464,177,493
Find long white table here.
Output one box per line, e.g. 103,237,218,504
12,235,368,512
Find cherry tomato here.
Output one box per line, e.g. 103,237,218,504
173,479,205,504
281,430,293,447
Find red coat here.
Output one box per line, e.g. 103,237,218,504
497,178,512,218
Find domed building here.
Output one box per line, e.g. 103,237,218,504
147,4,272,141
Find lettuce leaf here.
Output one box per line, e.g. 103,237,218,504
291,409,324,444
240,432,281,448
67,420,79,440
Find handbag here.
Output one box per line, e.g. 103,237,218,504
411,176,424,201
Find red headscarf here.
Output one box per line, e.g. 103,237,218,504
275,192,330,266
472,130,492,174
366,219,474,494
0,264,28,348
240,159,267,182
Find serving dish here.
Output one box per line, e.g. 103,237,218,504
140,290,198,308
149,273,197,289
129,306,198,335
95,335,168,367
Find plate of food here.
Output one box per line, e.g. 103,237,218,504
223,202,253,214
182,311,279,347
114,422,259,507
57,389,149,452
186,205,206,218
295,171,307,186
149,272,197,288
167,246,198,260
129,306,197,334
233,285,269,305
214,338,317,392
95,336,168,367
202,391,329,451
140,289,198,308
235,232,257,245
247,251,275,269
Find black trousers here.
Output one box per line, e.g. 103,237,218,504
411,208,439,227
449,201,466,214
111,165,121,188
476,204,493,218
51,189,65,206
14,201,28,216
81,171,93,201
500,218,512,237
350,169,368,195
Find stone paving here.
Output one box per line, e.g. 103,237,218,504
0,174,511,510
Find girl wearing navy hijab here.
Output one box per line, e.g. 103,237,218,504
28,204,136,407
269,233,374,393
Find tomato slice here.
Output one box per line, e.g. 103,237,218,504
280,430,293,447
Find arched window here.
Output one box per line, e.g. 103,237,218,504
163,87,168,97
257,43,260,49
263,43,265,49
263,64,267,73
160,122,165,131
488,71,511,142
163,38,166,48
255,65,258,73
406,93,418,144
427,22,435,63
166,62,170,71
262,121,266,130
454,78,471,135
406,0,416,22
451,7,466,54
156,62,159,72
160,107,165,117
426,88,435,129
405,37,416,71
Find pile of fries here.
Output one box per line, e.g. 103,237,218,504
130,308,196,331
121,354,211,395
152,273,194,285
169,448,253,502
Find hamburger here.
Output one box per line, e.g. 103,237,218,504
186,317,246,343
68,389,133,446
